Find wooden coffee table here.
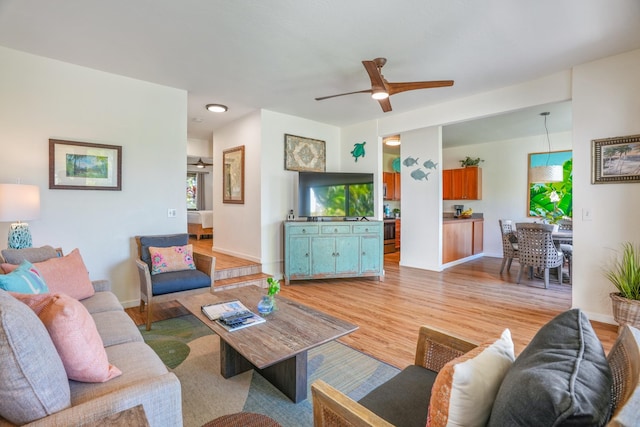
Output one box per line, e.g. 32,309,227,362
178,286,358,403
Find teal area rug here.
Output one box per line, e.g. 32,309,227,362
140,315,399,427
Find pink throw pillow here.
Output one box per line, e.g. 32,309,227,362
3,249,95,300
149,244,196,275
11,292,122,383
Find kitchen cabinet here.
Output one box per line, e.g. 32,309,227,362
284,221,384,284
395,218,401,249
383,219,396,253
443,167,482,200
442,218,484,263
383,172,401,200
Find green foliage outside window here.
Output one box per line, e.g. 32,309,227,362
311,183,373,217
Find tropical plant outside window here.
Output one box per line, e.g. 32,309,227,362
529,155,572,223
310,183,374,217
186,173,197,210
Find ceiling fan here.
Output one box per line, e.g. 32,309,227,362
189,158,213,168
315,57,454,112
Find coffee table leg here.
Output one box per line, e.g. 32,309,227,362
219,339,308,403
258,351,308,403
219,339,253,378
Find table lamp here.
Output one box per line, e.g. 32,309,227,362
0,184,41,249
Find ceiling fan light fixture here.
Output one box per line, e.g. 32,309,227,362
371,89,389,100
206,103,228,113
196,159,205,168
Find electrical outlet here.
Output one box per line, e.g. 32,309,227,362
167,208,177,218
582,208,592,221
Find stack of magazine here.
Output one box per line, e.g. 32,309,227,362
201,300,265,331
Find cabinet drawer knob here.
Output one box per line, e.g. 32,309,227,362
334,228,338,233
305,253,309,257
302,229,306,233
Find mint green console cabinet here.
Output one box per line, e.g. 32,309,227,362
284,221,384,285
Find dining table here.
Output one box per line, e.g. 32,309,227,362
552,229,573,245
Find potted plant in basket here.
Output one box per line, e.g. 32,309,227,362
605,242,640,329
257,277,280,315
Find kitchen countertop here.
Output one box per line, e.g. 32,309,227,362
443,215,483,223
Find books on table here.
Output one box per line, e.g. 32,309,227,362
201,299,265,331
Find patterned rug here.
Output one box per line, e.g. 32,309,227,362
140,315,399,427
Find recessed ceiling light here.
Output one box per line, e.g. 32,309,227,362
192,117,204,123
206,104,228,113
384,135,401,146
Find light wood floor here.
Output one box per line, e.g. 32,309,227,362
126,245,618,370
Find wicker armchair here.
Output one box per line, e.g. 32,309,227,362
498,219,519,274
312,326,477,427
515,223,563,288
311,324,640,427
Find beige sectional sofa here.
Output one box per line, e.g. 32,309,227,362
0,247,182,426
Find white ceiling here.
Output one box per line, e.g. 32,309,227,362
1,0,639,145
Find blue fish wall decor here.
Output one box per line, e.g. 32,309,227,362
410,168,430,181
403,156,419,167
423,159,438,169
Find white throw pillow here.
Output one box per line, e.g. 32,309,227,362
428,329,515,427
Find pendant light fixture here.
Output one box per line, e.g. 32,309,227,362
529,112,563,183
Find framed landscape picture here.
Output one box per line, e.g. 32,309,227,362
592,134,640,184
49,139,122,190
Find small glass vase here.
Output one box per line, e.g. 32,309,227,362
257,295,274,315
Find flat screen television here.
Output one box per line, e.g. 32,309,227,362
298,171,375,218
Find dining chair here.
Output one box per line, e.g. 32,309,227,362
557,219,573,284
515,223,564,288
498,219,519,274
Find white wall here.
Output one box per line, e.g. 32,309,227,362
572,48,640,323
399,127,443,270
212,109,341,276
443,131,572,257
0,46,188,307
260,110,341,276
340,121,382,217
211,111,262,261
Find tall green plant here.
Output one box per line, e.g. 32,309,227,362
605,242,640,300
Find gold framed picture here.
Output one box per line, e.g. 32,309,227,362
223,145,245,204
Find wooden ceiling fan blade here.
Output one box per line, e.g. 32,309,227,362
362,60,387,91
387,80,454,96
315,89,371,101
378,97,392,112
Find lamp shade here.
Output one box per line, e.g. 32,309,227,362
0,184,41,222
529,165,563,183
